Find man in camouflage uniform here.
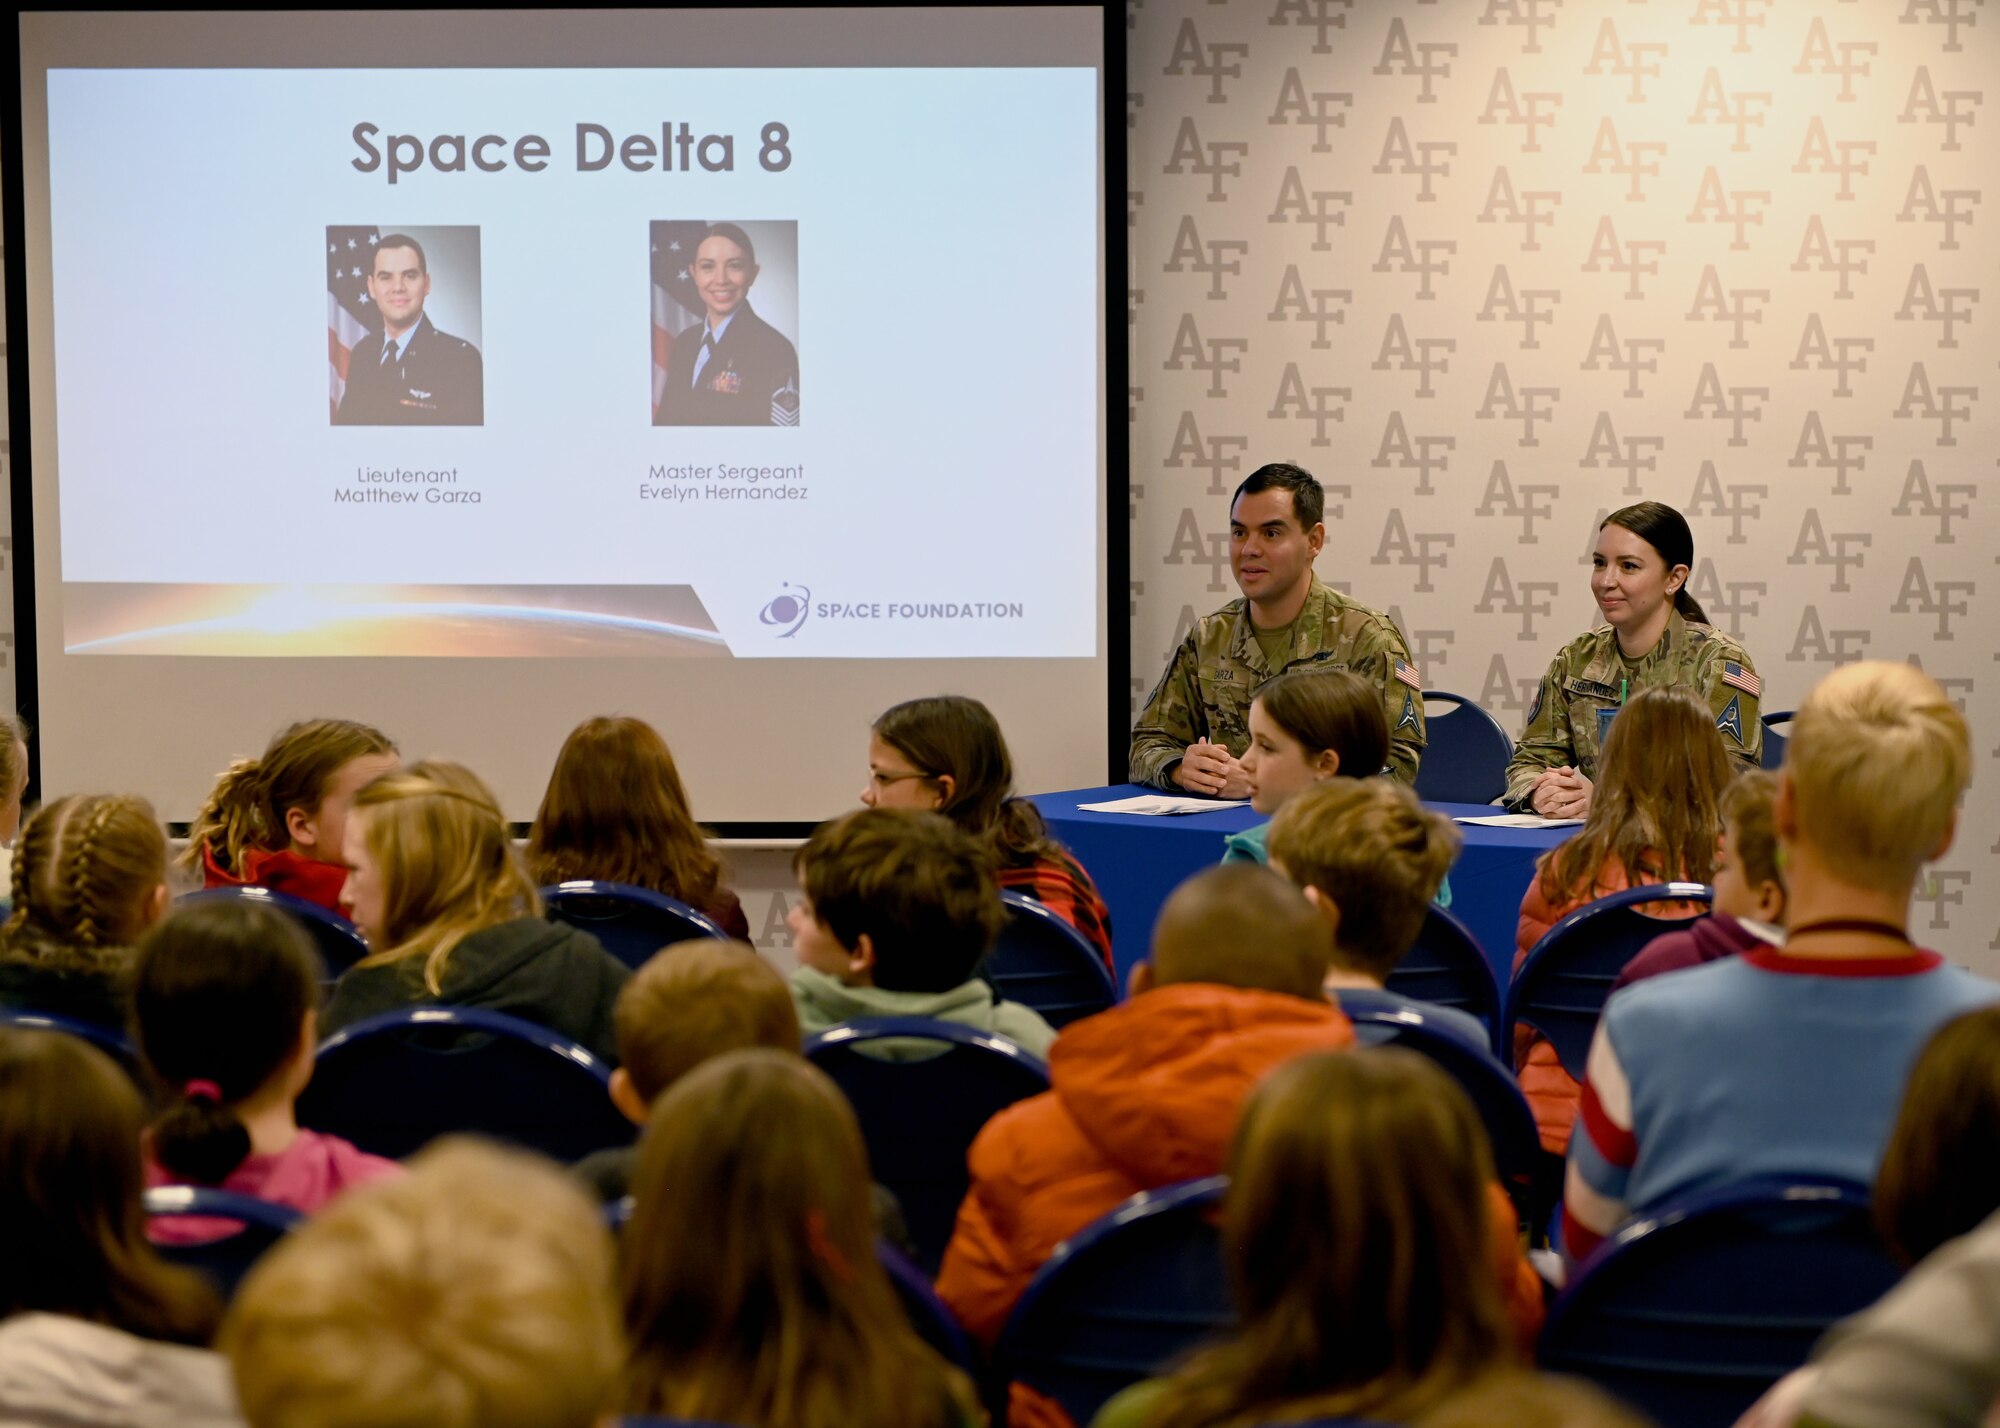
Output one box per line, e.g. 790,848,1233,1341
1130,464,1426,794
1503,609,1763,811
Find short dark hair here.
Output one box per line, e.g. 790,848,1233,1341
372,234,428,275
794,809,1005,994
1231,463,1323,531
699,222,757,268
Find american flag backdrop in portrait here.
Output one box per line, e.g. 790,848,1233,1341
327,225,384,420
650,220,711,417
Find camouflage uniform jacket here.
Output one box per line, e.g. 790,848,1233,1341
1129,578,1426,789
1503,610,1763,808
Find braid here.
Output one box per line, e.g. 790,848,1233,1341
178,758,268,875
1,798,58,939
65,798,126,952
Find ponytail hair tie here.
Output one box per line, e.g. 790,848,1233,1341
183,1079,223,1104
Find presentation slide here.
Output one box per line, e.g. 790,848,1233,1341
17,8,1110,824
45,64,1098,661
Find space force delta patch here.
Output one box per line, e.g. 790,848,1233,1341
1721,662,1761,698
1716,693,1745,745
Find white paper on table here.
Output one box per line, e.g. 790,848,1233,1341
1454,813,1586,828
1076,795,1253,815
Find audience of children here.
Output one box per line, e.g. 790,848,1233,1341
1222,667,1389,865
525,714,750,937
619,1048,980,1428
866,695,1115,972
132,900,399,1240
221,1138,620,1428
0,793,169,1032
787,806,1056,1059
1265,776,1490,1057
321,759,629,1063
1611,768,1786,994
1090,1048,1518,1428
183,719,398,914
0,1026,237,1427
573,937,802,1202
1513,686,1733,1152
1564,661,2000,1263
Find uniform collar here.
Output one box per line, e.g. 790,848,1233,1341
1579,608,1688,686
1229,575,1329,676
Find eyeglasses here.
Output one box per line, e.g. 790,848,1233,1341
869,769,938,791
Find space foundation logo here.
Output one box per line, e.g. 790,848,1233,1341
758,583,810,638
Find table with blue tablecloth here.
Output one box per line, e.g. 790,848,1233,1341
1027,785,1575,988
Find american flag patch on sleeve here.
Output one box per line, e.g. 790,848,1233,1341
1394,660,1423,691
1721,662,1761,698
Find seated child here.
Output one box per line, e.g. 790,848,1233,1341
1223,668,1388,865
574,939,801,1202
0,1026,235,1427
323,761,629,1064
1266,777,1489,1058
183,718,398,914
1612,768,1785,993
0,793,170,1032
221,1138,621,1428
1564,662,2000,1264
133,900,399,1239
788,807,1055,1059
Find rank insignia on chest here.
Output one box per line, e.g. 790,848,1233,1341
710,368,743,395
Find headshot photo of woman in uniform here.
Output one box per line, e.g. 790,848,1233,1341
650,219,800,428
1506,500,1762,819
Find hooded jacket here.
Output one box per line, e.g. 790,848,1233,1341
790,966,1058,1059
0,1314,243,1428
321,916,629,1065
199,842,350,915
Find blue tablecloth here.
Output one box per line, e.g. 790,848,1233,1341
1028,785,1575,988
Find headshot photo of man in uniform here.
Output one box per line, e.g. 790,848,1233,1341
330,228,484,427
1130,461,1427,796
652,220,800,428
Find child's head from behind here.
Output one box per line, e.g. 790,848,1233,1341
527,716,717,896
621,1049,967,1425
0,1027,218,1342
132,899,324,1186
1784,660,1970,895
611,940,800,1119
343,760,537,986
1712,769,1785,926
1155,1048,1509,1428
1874,1004,2000,1267
223,1138,620,1428
6,793,169,956
1243,669,1390,815
1145,862,1332,1002
0,713,31,845
1266,778,1459,981
788,807,1004,992
185,718,397,871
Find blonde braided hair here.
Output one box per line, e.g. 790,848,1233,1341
0,794,166,975
181,719,396,876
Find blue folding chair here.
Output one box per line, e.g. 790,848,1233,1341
0,1008,142,1079
1384,904,1503,1055
1761,710,1795,771
1505,883,1713,1080
1542,1178,1902,1427
298,1006,635,1162
881,1239,978,1375
542,880,728,970
616,1419,750,1428
996,1176,1231,1427
1343,1007,1545,1227
987,892,1118,1029
144,1186,303,1299
181,885,371,977
1412,691,1512,806
805,1017,1051,1273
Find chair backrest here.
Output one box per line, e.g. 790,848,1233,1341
880,1239,979,1375
615,1419,751,1428
1342,1007,1545,1227
542,880,728,971
144,1186,303,1300
0,1008,142,1079
1383,905,1502,1055
1540,1178,1902,1426
297,1006,636,1162
181,885,371,977
1412,692,1513,806
987,892,1118,1029
1505,883,1714,1079
996,1176,1231,1427
804,1016,1051,1273
1760,710,1795,772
